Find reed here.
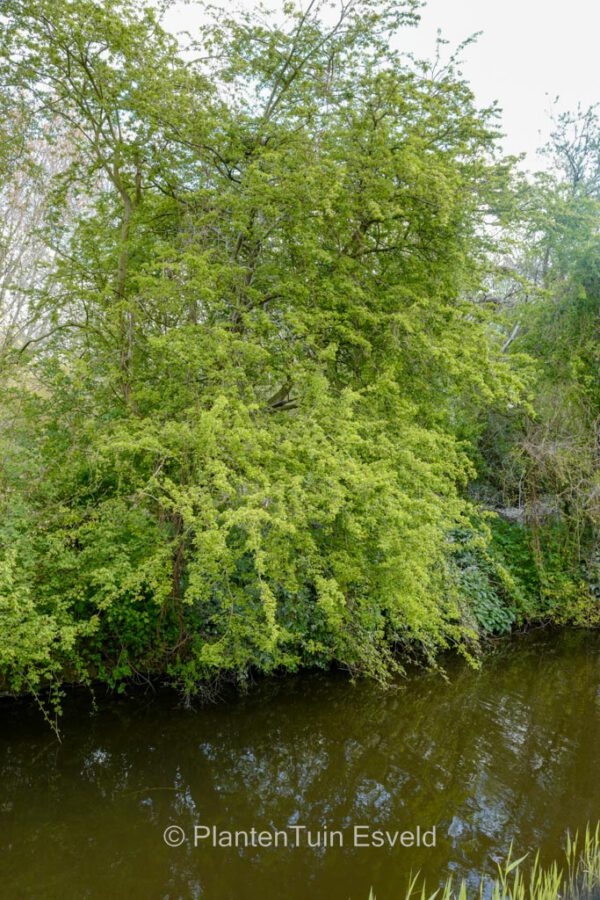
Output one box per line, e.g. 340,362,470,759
367,823,600,900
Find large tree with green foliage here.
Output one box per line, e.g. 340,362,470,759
0,0,524,697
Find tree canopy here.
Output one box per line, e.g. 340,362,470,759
0,0,595,703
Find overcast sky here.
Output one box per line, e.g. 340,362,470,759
165,0,600,169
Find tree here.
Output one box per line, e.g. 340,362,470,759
0,0,522,696
478,105,600,619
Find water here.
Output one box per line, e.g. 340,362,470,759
1,629,599,899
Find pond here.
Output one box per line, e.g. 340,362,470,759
1,629,599,899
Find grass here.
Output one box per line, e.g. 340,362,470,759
367,823,600,900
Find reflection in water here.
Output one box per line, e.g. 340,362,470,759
1,630,599,899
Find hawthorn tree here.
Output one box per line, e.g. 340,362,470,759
0,0,522,694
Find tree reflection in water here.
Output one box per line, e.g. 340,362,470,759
1,630,599,900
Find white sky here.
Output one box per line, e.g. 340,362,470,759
406,0,599,167
165,0,600,170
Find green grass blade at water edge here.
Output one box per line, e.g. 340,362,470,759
366,823,600,900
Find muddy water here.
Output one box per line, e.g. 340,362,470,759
1,629,599,899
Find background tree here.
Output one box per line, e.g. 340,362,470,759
477,105,600,619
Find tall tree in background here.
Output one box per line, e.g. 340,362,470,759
480,105,600,618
